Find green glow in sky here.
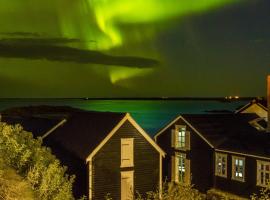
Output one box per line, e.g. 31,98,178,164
54,0,241,50
87,0,239,50
3,0,268,98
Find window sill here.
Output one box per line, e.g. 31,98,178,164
256,183,269,188
173,147,189,151
120,165,134,168
231,177,245,182
215,174,227,179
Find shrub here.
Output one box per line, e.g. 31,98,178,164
105,182,205,200
0,122,75,200
250,184,270,200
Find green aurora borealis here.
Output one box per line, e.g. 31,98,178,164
0,0,270,97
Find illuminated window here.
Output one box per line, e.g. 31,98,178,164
215,153,227,178
121,138,134,168
172,153,190,184
177,127,186,148
178,154,185,183
171,125,190,150
257,160,270,187
232,156,245,182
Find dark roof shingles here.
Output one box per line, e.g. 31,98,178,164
182,114,270,157
1,106,126,160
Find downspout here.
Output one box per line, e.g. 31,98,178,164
267,75,270,132
159,154,163,199
89,159,93,200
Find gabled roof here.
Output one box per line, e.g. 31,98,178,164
155,113,270,159
1,106,164,161
235,99,268,114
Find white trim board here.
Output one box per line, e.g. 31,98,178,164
215,149,270,161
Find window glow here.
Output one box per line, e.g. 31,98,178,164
215,153,227,178
232,156,245,181
177,154,185,183
257,161,270,187
177,127,186,148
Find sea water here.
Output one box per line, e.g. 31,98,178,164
0,99,248,136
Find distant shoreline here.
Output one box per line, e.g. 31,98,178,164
0,97,257,101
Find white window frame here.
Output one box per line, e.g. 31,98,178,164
172,125,190,150
171,153,190,184
121,138,134,168
215,152,227,178
232,156,245,182
257,160,270,187
176,126,186,148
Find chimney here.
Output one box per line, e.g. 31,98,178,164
267,75,270,132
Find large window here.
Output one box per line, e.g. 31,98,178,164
215,153,227,178
178,154,186,183
232,156,245,182
172,153,190,184
257,160,270,187
121,138,134,168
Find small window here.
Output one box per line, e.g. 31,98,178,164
232,156,245,182
215,152,227,178
257,160,270,187
121,138,134,168
171,125,190,150
177,127,186,148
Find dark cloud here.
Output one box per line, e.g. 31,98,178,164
0,38,159,68
0,38,82,45
0,32,43,37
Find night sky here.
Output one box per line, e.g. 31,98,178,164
0,0,269,98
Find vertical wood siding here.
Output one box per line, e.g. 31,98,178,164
92,121,160,200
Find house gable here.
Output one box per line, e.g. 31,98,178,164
90,119,162,199
155,115,214,148
86,113,165,162
87,113,164,199
238,103,268,119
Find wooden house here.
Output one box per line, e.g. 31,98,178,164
154,113,270,198
235,98,268,120
2,106,165,200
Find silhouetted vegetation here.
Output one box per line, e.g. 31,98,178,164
0,122,75,200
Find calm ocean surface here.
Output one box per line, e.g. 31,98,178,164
0,99,249,136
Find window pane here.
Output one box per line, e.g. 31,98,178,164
177,155,185,183
239,160,243,166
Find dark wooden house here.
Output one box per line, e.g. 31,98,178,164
155,113,270,198
1,106,165,200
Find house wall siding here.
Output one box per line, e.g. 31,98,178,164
92,120,160,200
214,153,267,197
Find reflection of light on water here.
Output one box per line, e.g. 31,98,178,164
109,67,153,85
